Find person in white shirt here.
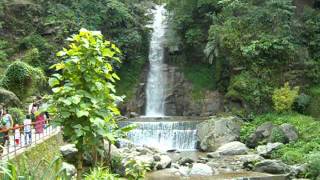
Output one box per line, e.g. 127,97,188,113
14,124,20,146
24,115,32,145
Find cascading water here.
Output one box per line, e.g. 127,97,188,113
145,5,167,117
119,119,199,151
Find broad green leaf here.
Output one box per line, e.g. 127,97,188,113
76,110,89,118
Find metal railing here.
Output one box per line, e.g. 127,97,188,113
0,119,59,160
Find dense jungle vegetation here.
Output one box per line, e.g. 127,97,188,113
0,0,320,179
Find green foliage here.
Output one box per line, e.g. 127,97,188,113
1,156,68,180
125,159,150,180
11,133,65,178
0,61,46,101
293,93,311,114
8,107,25,125
47,29,136,177
22,48,41,67
272,83,299,112
226,72,272,113
182,63,216,99
307,86,320,118
243,112,320,178
0,88,21,107
281,150,304,165
270,127,286,143
307,152,320,178
84,167,118,180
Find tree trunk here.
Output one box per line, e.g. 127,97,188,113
107,140,112,168
76,151,83,180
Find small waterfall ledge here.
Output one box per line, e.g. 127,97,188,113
119,117,207,151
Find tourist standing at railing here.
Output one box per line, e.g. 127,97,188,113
24,115,32,145
35,112,45,134
0,123,6,156
1,109,13,146
14,124,20,146
28,101,38,122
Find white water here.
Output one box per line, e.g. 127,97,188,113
120,120,198,151
145,5,167,117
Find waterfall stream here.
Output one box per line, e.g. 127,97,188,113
145,5,167,117
119,119,199,151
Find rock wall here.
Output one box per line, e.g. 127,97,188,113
120,63,224,117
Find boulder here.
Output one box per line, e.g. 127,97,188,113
289,164,308,177
197,116,242,151
257,143,284,158
236,154,264,169
254,160,290,174
155,155,172,170
207,152,221,159
280,123,298,142
60,144,78,164
216,141,249,155
246,122,275,148
134,155,155,168
62,162,76,177
189,163,214,176
178,157,195,166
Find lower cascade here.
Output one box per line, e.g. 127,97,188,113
119,118,200,151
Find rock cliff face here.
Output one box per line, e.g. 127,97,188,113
120,63,224,117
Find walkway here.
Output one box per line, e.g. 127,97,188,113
1,125,60,160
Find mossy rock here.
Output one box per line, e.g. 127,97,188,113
0,87,21,107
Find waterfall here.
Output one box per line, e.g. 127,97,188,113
145,5,167,117
119,120,199,151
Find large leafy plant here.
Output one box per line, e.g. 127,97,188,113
47,29,131,179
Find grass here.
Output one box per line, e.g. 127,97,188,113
181,62,216,99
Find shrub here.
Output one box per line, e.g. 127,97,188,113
272,83,299,112
281,150,304,165
84,167,118,180
270,127,287,143
0,61,46,101
8,108,25,125
293,93,311,114
0,88,21,107
23,48,41,67
125,159,150,180
307,153,320,178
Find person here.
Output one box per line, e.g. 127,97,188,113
35,112,45,134
28,101,38,122
0,123,6,156
14,124,20,146
23,115,32,145
1,109,13,145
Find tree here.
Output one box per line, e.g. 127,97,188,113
47,29,132,179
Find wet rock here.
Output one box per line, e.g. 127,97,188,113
62,162,76,177
153,155,161,161
280,123,298,142
129,112,139,118
134,155,155,168
155,155,172,170
136,146,153,155
197,116,242,151
289,164,308,177
236,154,264,169
60,144,78,163
207,152,221,158
254,160,290,174
189,163,214,176
246,122,275,148
257,142,284,158
216,141,249,155
178,157,195,166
